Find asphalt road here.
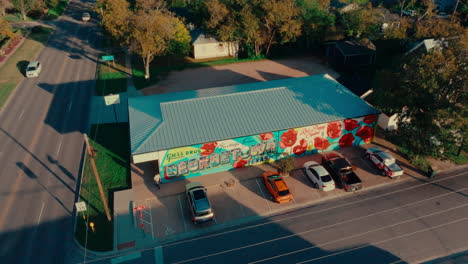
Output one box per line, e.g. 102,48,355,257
84,167,468,264
0,0,100,262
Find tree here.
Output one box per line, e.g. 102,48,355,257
340,4,379,38
398,0,416,17
395,39,467,157
167,17,191,56
383,18,410,39
240,5,264,56
414,18,465,39
262,0,302,56
127,10,181,79
0,17,14,39
13,0,35,20
297,0,335,46
97,0,131,42
1,0,13,17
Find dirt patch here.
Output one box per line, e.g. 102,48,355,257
142,56,339,95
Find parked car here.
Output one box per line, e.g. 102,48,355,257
365,147,404,179
185,182,214,224
25,61,42,78
262,171,292,203
303,161,335,191
82,13,91,22
402,10,416,16
321,151,362,192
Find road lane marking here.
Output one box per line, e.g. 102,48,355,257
170,191,468,264
160,171,468,248
18,109,25,120
177,195,188,233
250,216,468,264
68,101,73,112
0,23,84,230
55,138,63,156
255,178,271,212
36,202,45,225
78,173,468,264
294,218,468,264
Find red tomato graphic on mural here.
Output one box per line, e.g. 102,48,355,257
293,139,308,156
280,129,297,149
344,119,359,131
314,137,330,150
356,126,374,143
259,132,273,141
339,133,355,148
363,115,378,124
233,156,250,168
200,142,217,156
327,122,342,139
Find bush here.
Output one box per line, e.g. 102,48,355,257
276,156,296,175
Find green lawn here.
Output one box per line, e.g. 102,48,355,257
45,0,70,20
4,14,37,23
75,123,131,252
132,55,265,90
95,52,128,96
0,26,53,108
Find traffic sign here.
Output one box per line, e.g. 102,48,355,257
101,55,114,61
75,201,87,212
104,94,120,106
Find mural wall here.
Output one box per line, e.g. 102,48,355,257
159,115,378,182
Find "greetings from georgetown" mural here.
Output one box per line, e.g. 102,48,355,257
159,115,378,182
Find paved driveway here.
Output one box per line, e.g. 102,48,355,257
142,56,339,95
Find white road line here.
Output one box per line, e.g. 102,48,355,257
18,109,25,120
177,195,188,233
36,202,45,225
171,190,468,264
55,138,63,156
68,101,73,112
294,218,468,264
161,172,468,248
255,178,271,212
80,172,468,264
249,215,468,264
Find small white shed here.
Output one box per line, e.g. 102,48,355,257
190,30,239,60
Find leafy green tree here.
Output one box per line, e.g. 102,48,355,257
414,18,465,39
385,39,467,158
1,0,13,16
297,0,335,46
0,17,14,40
96,0,131,42
12,0,38,20
127,10,183,79
167,17,191,56
340,5,379,38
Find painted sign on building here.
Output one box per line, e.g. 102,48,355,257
159,115,378,183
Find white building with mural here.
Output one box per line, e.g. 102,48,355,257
128,74,380,183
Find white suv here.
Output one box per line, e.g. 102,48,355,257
26,61,42,78
303,161,335,191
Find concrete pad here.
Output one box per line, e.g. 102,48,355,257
148,195,186,239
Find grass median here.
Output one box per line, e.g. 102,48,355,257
75,123,131,252
0,26,53,109
95,51,127,96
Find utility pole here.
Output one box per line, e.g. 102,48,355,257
84,134,112,222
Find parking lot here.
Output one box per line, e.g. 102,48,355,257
127,142,424,244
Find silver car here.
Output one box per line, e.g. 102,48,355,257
303,161,335,191
185,182,214,224
25,61,42,78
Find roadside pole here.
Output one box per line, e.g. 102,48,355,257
83,134,112,221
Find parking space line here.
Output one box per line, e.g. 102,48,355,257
154,246,164,264
177,195,187,233
255,178,271,212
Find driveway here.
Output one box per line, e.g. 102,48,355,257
142,56,339,95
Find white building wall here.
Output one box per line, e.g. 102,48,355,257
193,42,239,60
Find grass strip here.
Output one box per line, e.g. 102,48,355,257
75,123,130,252
0,26,53,108
46,0,70,20
95,52,127,96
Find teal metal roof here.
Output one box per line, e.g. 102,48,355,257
129,74,380,155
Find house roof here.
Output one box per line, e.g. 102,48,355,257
405,39,444,56
128,74,380,155
335,40,376,56
190,29,220,45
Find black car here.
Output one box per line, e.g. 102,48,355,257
321,151,362,192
